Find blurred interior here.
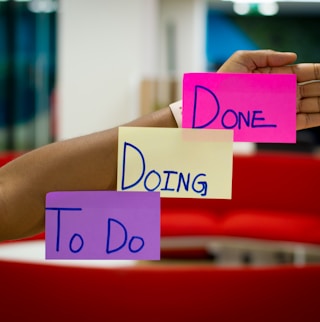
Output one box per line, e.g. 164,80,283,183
1,1,320,321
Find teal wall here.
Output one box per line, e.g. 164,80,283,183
0,1,56,151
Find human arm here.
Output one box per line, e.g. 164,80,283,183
0,108,177,241
1,49,320,242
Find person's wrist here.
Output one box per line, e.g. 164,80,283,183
169,100,182,128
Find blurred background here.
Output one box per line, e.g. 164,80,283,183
1,0,320,151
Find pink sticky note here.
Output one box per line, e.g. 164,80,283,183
182,73,297,143
45,191,160,260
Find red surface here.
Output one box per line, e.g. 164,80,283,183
161,152,320,244
0,260,319,322
0,151,22,167
1,151,320,322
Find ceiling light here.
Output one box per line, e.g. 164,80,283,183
233,2,251,14
258,1,279,15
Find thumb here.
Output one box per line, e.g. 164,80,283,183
218,50,297,73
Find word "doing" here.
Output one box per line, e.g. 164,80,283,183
120,142,208,197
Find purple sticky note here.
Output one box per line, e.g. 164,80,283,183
45,191,160,260
182,73,297,143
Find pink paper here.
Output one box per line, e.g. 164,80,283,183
182,73,297,143
45,191,160,260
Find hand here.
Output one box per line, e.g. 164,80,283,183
218,50,320,130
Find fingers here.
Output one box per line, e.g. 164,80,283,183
217,49,320,131
260,50,297,68
297,113,320,131
297,80,320,130
297,81,320,114
298,80,320,98
218,50,297,73
297,97,320,115
254,63,320,88
236,49,297,69
219,50,320,83
293,63,320,83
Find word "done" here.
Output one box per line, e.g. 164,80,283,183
191,85,277,130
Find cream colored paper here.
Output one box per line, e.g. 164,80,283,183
117,127,233,199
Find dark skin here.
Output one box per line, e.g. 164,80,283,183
1,49,320,242
218,50,320,129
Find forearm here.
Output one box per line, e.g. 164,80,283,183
0,107,177,241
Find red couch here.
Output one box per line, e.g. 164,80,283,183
161,152,320,260
1,151,320,322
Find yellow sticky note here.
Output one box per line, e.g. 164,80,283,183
117,127,233,199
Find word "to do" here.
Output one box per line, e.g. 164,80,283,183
45,191,160,260
48,208,144,254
